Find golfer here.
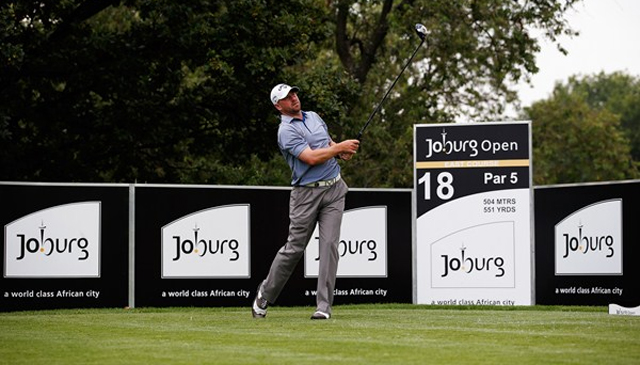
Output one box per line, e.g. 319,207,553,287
252,83,360,320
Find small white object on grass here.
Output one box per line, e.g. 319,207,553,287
608,304,640,316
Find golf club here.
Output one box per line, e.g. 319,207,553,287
356,23,428,141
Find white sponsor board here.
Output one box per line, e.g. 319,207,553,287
304,206,387,278
430,220,515,288
416,190,531,304
4,201,101,278
161,204,250,278
555,199,623,276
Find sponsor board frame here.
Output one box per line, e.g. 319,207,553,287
0,182,130,311
133,184,413,307
0,181,416,309
534,179,640,306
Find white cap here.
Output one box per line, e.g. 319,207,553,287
270,83,300,105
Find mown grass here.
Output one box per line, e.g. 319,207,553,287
1,304,638,364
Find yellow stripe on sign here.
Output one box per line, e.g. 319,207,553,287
415,159,530,169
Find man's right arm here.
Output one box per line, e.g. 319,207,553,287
298,140,360,166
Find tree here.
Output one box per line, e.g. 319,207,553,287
554,72,640,163
526,84,638,185
325,0,582,187
1,0,330,183
2,0,583,187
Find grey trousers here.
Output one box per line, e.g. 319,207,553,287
261,179,348,314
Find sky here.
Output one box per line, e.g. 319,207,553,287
513,0,640,108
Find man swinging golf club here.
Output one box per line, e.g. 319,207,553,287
252,83,360,320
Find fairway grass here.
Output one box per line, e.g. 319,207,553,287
1,304,638,364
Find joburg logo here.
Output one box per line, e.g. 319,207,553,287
14,220,90,261
304,206,387,278
431,221,515,288
161,204,250,278
170,223,240,262
4,202,101,278
560,222,615,259
440,244,505,278
555,199,622,276
424,129,519,158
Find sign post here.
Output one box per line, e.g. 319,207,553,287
414,122,533,305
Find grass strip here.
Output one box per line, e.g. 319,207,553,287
1,304,638,364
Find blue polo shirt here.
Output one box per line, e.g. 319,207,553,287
277,111,341,186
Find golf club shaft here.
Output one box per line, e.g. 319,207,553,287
356,37,425,141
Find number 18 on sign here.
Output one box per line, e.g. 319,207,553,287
413,122,533,306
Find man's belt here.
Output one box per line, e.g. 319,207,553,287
304,173,341,188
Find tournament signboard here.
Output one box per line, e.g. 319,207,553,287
414,122,533,305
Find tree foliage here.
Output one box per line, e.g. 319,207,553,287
1,0,329,183
553,72,640,162
526,75,639,185
2,0,585,187
322,0,581,187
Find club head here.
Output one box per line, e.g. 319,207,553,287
415,23,427,40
